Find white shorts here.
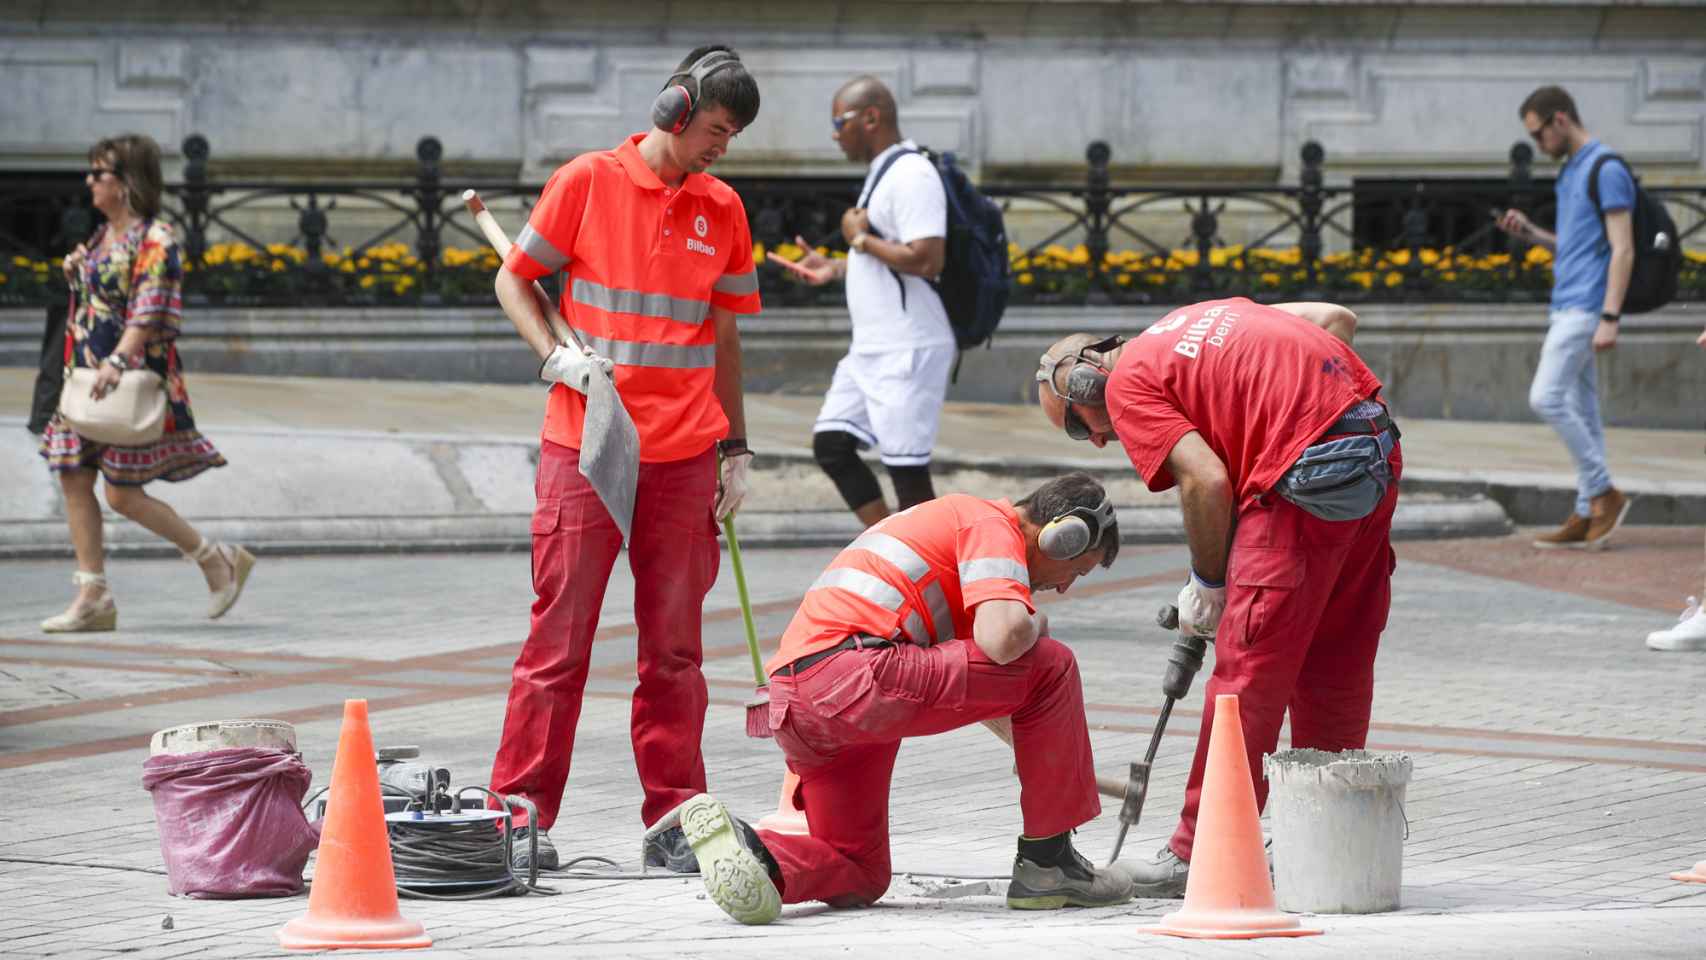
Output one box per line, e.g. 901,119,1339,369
813,345,956,467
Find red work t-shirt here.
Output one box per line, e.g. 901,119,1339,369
1106,297,1384,502
504,134,762,462
767,495,1034,674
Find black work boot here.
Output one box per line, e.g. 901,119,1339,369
510,827,559,872
1006,831,1134,910
644,824,701,873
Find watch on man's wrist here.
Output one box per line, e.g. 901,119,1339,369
718,437,751,457
1600,311,1621,325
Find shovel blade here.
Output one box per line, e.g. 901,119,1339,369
578,370,639,542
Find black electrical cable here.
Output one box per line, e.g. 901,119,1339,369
387,817,558,901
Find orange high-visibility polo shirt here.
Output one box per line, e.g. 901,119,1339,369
766,495,1037,674
505,133,762,462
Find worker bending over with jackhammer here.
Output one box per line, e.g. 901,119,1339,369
675,473,1134,924
1035,298,1401,898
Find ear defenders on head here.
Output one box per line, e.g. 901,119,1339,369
652,50,742,134
1035,334,1125,404
1038,495,1116,561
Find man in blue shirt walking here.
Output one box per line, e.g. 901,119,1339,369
1498,85,1635,550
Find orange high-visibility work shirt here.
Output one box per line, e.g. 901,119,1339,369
767,495,1037,673
505,134,762,462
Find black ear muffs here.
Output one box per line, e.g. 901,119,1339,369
1038,496,1116,561
1035,334,1125,404
652,50,742,134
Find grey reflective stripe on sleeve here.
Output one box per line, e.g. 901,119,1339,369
847,532,930,582
958,557,1029,586
713,270,759,296
516,224,569,272
922,582,954,643
572,331,715,369
572,278,708,327
808,567,906,611
900,610,929,645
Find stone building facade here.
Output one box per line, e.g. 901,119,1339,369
3,1,1704,185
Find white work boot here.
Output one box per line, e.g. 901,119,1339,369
1647,597,1706,652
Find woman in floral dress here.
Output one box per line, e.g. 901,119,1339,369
38,134,255,633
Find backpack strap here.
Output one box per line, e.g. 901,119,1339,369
856,145,922,308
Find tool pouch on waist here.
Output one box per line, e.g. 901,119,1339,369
1273,431,1394,522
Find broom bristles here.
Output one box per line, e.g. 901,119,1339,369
745,684,773,739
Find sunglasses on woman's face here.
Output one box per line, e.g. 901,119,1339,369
86,168,119,181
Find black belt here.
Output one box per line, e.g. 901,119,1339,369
772,635,894,678
1325,407,1399,440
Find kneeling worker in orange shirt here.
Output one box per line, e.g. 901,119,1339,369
675,473,1135,924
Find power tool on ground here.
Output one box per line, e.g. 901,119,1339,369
1107,604,1209,865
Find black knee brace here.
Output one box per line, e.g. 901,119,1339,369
813,430,883,512
886,464,936,511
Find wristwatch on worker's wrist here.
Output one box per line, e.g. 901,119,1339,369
718,437,751,457
1600,311,1621,325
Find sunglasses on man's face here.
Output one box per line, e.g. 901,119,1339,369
1062,404,1095,442
831,109,863,133
1526,115,1554,143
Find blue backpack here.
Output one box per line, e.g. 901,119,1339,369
862,147,1010,353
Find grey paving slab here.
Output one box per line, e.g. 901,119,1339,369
3,545,1706,956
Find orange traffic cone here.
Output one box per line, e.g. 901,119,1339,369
278,700,430,951
1671,859,1706,884
756,769,810,836
1144,694,1321,940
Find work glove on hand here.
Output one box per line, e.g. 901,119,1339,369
1176,570,1227,640
539,344,613,395
715,445,753,521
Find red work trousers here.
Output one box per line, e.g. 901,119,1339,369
1168,445,1402,862
490,440,720,831
763,636,1101,907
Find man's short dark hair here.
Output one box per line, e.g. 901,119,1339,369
1015,472,1120,568
1519,85,1580,125
675,44,760,130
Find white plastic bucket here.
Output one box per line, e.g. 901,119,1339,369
1264,748,1412,914
150,719,297,756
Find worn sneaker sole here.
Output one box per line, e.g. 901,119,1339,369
1006,883,1135,910
681,794,781,925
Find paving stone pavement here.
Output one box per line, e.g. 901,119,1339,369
3,532,1706,958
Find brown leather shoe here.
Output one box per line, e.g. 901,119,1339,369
1532,513,1589,550
1584,487,1632,550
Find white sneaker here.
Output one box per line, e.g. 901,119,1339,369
1646,597,1706,652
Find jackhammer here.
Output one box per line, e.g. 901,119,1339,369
1107,604,1210,865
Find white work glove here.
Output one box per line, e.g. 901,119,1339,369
714,444,753,521
539,344,613,395
1176,570,1227,640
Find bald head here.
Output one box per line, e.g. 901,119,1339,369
1035,333,1124,445
834,76,897,127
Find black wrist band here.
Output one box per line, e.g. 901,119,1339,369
1600,312,1620,324
718,438,750,456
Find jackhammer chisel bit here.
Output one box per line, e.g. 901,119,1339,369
1108,603,1209,866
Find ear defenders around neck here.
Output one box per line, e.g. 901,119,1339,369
1038,495,1116,561
652,50,742,135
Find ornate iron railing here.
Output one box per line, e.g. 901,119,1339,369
2,135,1701,309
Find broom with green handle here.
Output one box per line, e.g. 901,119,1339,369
723,515,772,738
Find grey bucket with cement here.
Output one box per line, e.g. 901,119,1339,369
1264,749,1412,914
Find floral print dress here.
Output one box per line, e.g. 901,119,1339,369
39,219,226,485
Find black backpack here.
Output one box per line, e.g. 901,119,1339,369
1588,152,1681,314
861,146,1010,351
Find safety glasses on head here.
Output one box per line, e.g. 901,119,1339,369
1035,334,1124,441
1038,495,1116,561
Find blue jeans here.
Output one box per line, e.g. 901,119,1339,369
1529,307,1613,516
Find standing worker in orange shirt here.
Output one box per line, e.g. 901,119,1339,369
488,45,763,874
675,473,1135,924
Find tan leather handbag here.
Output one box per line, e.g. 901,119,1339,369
58,365,167,446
